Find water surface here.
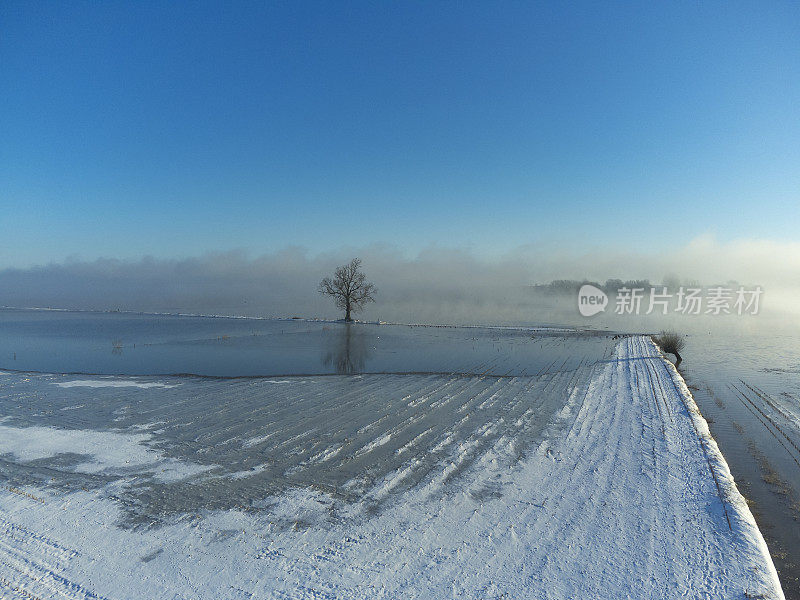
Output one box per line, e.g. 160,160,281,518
0,309,618,528
0,309,613,376
680,332,800,596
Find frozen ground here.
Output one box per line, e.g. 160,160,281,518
0,336,784,599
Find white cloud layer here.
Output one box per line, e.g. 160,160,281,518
1,235,798,331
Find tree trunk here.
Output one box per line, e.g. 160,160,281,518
345,302,352,322
673,351,682,364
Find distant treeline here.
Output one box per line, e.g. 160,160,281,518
530,279,653,295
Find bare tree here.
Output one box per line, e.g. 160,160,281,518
318,258,377,322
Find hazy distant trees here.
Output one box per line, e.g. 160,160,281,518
531,279,653,295
318,258,377,322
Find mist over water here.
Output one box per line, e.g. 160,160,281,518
1,237,798,335
2,244,799,592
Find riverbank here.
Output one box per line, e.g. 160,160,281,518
0,335,784,598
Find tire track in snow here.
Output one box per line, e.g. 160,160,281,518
0,518,110,600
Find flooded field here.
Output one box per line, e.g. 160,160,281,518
0,309,613,377
681,332,800,597
0,367,602,528
0,309,618,528
0,312,785,599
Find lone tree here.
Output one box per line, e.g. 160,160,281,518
318,258,377,322
654,329,686,364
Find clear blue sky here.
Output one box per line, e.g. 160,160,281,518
1,1,799,267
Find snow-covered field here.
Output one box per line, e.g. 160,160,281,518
0,336,784,599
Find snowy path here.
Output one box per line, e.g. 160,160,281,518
0,336,784,599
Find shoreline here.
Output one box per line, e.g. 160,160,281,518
655,340,784,597
0,335,786,598
0,304,608,334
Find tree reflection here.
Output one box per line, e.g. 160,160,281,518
322,324,370,374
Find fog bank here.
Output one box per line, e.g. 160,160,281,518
1,235,798,333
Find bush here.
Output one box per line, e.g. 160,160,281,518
654,330,685,361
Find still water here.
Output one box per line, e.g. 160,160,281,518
0,309,617,528
1,309,797,592
680,332,800,597
0,309,614,377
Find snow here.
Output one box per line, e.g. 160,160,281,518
0,336,784,599
0,424,210,482
53,379,179,389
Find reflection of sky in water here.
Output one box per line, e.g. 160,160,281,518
0,309,615,377
1,309,797,590
0,310,618,528
680,332,800,597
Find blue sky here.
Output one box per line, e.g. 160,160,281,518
1,1,799,268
